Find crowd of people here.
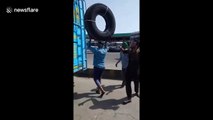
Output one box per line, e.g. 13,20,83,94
87,39,140,104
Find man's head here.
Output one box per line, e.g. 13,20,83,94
122,42,128,49
97,41,104,48
121,42,129,53
130,40,139,49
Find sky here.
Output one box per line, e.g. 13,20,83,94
84,0,140,34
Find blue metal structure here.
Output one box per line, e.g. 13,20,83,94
73,0,87,73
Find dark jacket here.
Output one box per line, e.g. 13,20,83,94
126,49,140,79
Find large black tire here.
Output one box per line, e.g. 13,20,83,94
84,3,116,41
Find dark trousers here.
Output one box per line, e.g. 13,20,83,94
121,68,127,86
125,74,139,99
93,67,104,88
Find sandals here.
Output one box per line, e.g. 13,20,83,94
96,89,101,94
99,91,105,98
123,99,132,104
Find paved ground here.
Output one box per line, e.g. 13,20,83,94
74,76,140,120
74,52,140,120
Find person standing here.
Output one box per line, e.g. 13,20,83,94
123,40,140,104
88,40,109,97
115,42,129,88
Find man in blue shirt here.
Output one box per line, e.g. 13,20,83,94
115,42,129,88
88,40,109,97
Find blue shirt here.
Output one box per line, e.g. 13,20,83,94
119,52,129,69
88,43,108,69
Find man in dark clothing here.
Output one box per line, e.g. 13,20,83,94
123,40,140,104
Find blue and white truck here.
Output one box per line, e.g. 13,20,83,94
73,0,87,73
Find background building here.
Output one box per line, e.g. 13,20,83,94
86,31,140,52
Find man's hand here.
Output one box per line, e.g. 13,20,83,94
88,39,92,48
136,47,140,53
104,41,108,48
115,63,118,67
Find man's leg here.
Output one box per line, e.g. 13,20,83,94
97,67,104,89
133,78,139,97
99,68,106,97
123,75,132,104
93,67,101,88
94,67,102,94
121,68,126,87
95,67,105,97
98,68,104,84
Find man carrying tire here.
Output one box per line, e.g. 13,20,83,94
88,40,109,98
85,3,115,98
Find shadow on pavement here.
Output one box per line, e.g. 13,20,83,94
74,68,123,80
78,97,127,111
74,85,122,101
91,84,122,95
74,92,98,100
89,97,127,110
74,85,128,110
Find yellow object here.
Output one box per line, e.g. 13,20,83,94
74,6,80,23
74,66,78,69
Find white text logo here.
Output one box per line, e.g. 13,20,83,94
6,7,39,13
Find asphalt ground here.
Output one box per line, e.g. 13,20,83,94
73,76,140,120
73,52,140,120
